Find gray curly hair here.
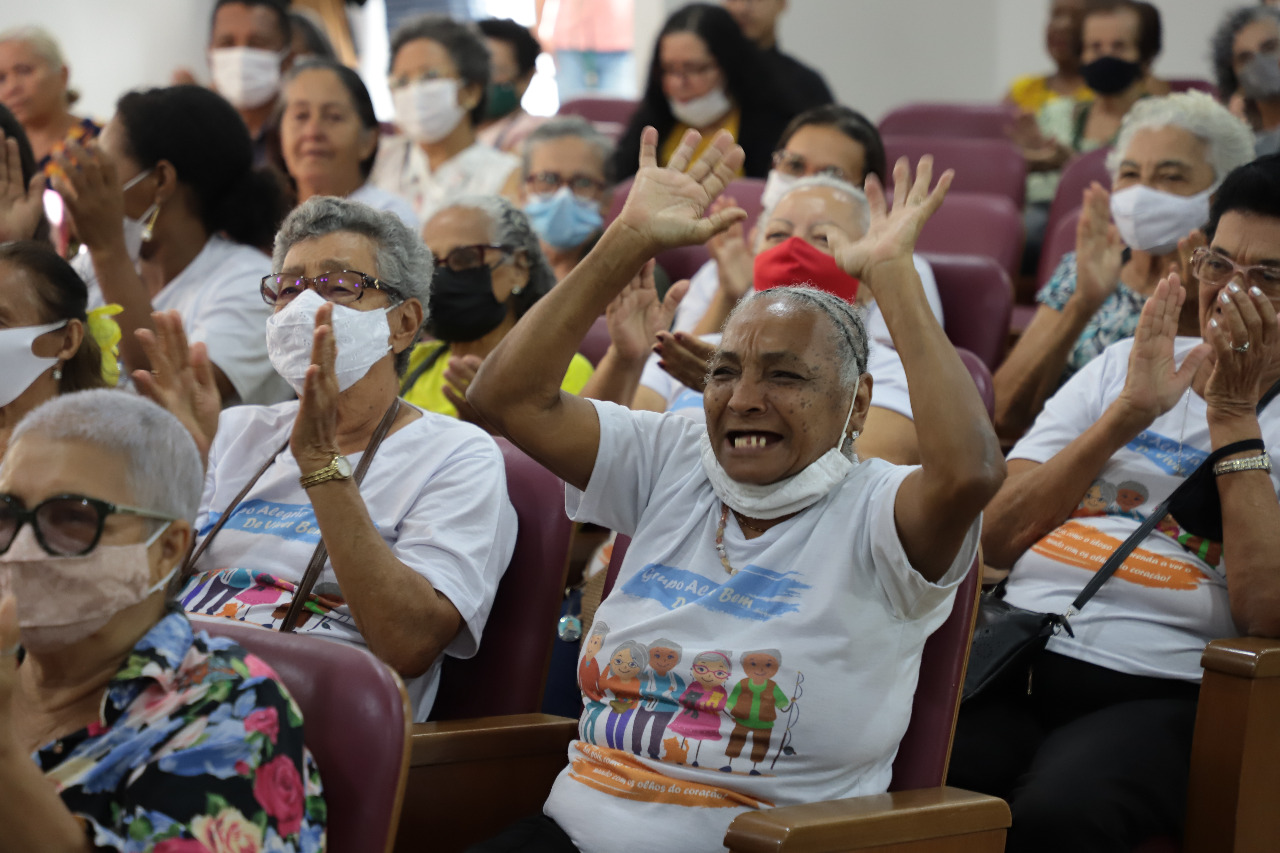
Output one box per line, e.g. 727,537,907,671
443,195,557,320
1210,5,1280,99
1106,91,1256,189
273,196,434,373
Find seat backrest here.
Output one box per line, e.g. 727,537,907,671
557,96,638,140
921,252,1014,371
1167,79,1219,98
916,192,1024,279
879,102,1020,140
579,314,612,367
883,135,1027,209
956,347,995,418
655,243,713,283
430,438,573,720
605,538,985,792
195,619,410,853
1037,205,1082,292
1041,146,1109,281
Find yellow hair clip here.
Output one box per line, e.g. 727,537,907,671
87,304,124,387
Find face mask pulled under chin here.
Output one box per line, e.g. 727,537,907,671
0,524,175,653
0,320,67,408
698,389,860,519
753,236,860,303
669,86,732,129
121,167,158,264
1108,184,1212,255
265,289,394,395
210,46,285,110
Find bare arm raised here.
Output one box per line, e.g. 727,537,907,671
467,127,745,489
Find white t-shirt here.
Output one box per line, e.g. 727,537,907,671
348,182,421,232
369,137,519,226
1004,337,1280,681
671,254,944,337
182,400,517,721
78,235,291,405
543,400,977,853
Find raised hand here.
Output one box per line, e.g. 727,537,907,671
442,354,488,427
1007,112,1070,170
615,127,747,252
706,195,753,300
1202,278,1280,420
0,132,46,242
824,156,952,285
133,310,221,464
1072,182,1124,312
605,262,688,362
290,303,342,472
654,330,717,393
1116,274,1211,425
49,141,127,253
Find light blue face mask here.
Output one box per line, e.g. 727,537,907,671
524,187,604,250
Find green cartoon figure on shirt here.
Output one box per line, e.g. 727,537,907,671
722,649,791,776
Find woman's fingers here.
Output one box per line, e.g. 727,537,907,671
862,173,888,222
889,157,910,214
637,126,660,171
666,128,701,175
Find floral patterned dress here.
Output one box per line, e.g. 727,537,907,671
1037,250,1147,386
31,610,326,852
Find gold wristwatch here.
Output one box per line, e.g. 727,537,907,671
299,453,353,489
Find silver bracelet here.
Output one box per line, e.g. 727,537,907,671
1213,451,1272,476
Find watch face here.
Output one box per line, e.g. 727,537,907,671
334,455,353,478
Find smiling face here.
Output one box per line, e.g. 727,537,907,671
704,297,871,485
659,31,724,104
1115,487,1144,511
649,646,680,676
1199,211,1280,340
742,652,779,680
610,647,641,680
0,38,67,126
280,67,375,196
692,657,730,688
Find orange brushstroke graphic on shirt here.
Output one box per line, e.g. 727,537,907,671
568,742,771,809
1031,521,1206,591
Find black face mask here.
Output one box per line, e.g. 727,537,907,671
427,266,508,343
1081,56,1143,96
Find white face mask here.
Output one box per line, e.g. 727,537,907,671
698,387,860,520
1109,184,1214,255
210,46,285,110
121,168,158,263
0,320,67,408
760,169,800,211
265,289,394,395
0,523,175,653
392,78,467,144
669,86,732,129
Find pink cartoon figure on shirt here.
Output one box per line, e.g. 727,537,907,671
667,650,732,767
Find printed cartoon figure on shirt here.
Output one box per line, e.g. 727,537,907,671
183,568,285,620
668,650,732,767
1072,479,1116,518
579,621,610,743
600,640,646,749
1114,480,1149,521
723,649,792,776
631,639,685,760
1155,515,1224,568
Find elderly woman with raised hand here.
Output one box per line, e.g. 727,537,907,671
465,128,1004,852
951,155,1280,853
141,196,514,722
995,91,1255,444
0,27,99,173
0,242,114,459
52,84,291,406
277,57,418,229
371,15,521,226
0,390,324,853
1212,5,1280,155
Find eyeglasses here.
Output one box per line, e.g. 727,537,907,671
525,170,607,198
771,150,851,181
692,663,730,679
436,244,516,272
260,270,393,306
660,62,718,82
387,69,455,91
0,494,178,557
1191,248,1280,295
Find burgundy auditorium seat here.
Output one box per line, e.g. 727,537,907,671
956,347,995,418
557,96,638,140
879,102,1020,140
883,135,1027,209
1040,146,1110,283
921,252,1014,371
915,192,1024,279
1166,79,1219,98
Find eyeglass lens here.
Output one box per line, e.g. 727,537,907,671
263,272,368,305
0,497,103,556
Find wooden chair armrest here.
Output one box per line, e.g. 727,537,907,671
723,786,1010,853
1199,637,1280,680
410,713,578,766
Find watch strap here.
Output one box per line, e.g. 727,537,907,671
299,454,349,489
1214,452,1272,476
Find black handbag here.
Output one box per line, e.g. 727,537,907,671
962,436,1266,703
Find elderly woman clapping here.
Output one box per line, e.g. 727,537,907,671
465,129,1004,851
140,197,515,722
0,390,324,852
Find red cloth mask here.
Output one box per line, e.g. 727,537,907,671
752,236,859,303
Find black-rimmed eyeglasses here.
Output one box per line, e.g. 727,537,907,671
0,494,179,557
260,270,394,307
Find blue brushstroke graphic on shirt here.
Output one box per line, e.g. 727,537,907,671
621,562,811,621
1124,430,1208,475
197,500,321,543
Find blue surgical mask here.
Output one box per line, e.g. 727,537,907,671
525,187,603,250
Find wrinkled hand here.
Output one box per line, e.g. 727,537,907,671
0,132,46,242
1203,278,1280,420
654,330,716,393
1007,112,1069,169
615,127,746,252
443,354,486,426
290,303,342,471
1117,274,1210,425
825,156,952,285
49,141,127,253
1071,183,1124,311
706,195,753,300
134,310,221,463
605,262,688,362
